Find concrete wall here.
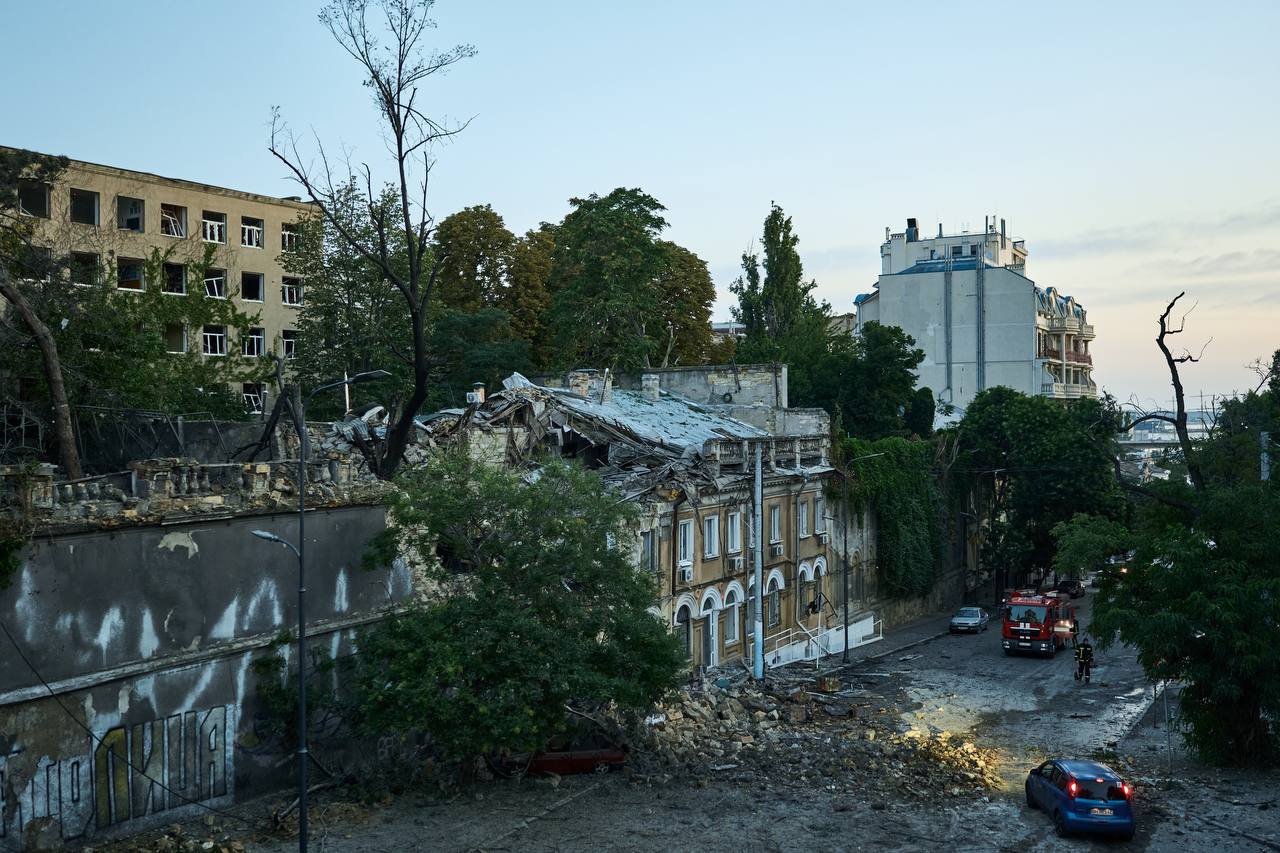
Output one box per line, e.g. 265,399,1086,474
858,266,1040,418
0,505,407,849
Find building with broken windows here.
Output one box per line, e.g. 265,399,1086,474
4,145,311,413
420,365,883,671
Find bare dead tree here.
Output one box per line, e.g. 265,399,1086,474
1154,292,1207,493
268,0,475,479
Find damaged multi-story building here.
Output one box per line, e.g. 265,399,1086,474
3,144,312,412
419,364,884,671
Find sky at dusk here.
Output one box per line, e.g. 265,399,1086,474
4,0,1277,407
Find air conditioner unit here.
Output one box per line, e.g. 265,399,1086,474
678,564,694,583
771,543,784,557
465,391,482,404
730,556,744,570
818,532,829,544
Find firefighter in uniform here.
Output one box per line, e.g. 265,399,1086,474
1075,637,1094,684
1071,618,1080,649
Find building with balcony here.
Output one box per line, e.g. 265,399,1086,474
854,216,1096,419
4,145,312,412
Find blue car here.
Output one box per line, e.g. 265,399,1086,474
1025,759,1135,840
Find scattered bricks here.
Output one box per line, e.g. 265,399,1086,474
815,676,842,693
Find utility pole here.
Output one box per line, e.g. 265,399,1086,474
841,470,850,663
1262,431,1271,482
752,440,765,680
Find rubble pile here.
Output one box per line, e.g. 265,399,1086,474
633,673,1002,798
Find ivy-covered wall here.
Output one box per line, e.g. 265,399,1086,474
838,436,944,600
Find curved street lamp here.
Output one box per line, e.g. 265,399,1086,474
249,368,390,853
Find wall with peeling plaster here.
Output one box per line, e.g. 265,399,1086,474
0,505,408,850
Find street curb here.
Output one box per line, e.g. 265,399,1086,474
859,629,951,664
1116,681,1169,745
817,628,951,676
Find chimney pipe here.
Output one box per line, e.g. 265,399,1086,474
641,373,661,402
566,370,591,397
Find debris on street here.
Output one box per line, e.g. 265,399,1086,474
630,672,1003,797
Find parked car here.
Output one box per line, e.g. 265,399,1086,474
948,607,989,633
1025,759,1135,840
490,735,628,778
1056,579,1086,598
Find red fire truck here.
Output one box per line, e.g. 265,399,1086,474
1001,592,1077,657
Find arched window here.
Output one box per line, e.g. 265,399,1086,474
675,604,692,657
766,575,782,628
723,588,740,644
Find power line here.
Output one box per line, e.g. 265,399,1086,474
0,617,274,840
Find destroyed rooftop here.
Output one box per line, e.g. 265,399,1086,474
417,373,831,498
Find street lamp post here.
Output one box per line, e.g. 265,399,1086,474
835,452,884,664
250,368,390,853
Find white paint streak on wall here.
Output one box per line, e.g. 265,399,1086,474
334,569,349,613
389,557,412,599
177,661,216,712
15,566,39,641
92,606,125,664
210,597,240,640
329,632,341,690
243,578,283,630
157,530,200,559
139,608,160,658
234,651,252,711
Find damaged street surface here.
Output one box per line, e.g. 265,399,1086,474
106,597,1276,853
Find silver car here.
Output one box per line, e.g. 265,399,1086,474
949,607,990,633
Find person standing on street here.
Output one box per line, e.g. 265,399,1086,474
1075,637,1094,684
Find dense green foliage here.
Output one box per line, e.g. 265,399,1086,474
840,436,942,598
954,387,1124,587
548,188,714,372
1060,348,1280,765
731,204,927,439
281,181,412,417
353,454,685,761
1050,513,1132,580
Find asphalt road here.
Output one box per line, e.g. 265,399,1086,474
861,594,1153,781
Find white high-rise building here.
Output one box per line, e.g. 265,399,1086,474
854,217,1096,420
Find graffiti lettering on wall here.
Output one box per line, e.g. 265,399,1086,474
0,704,234,843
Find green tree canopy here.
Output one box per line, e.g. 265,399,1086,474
1079,335,1280,765
729,204,926,439
432,204,516,313
548,188,714,372
354,453,685,761
955,387,1124,588
281,180,412,419
502,225,556,367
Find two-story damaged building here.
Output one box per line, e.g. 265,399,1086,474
421,365,880,671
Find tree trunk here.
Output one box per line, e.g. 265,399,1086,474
0,275,82,479
1156,293,1206,493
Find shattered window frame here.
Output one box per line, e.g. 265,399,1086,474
702,514,719,558
201,325,227,356
726,511,741,553
677,519,693,564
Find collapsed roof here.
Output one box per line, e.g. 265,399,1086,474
417,373,831,505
